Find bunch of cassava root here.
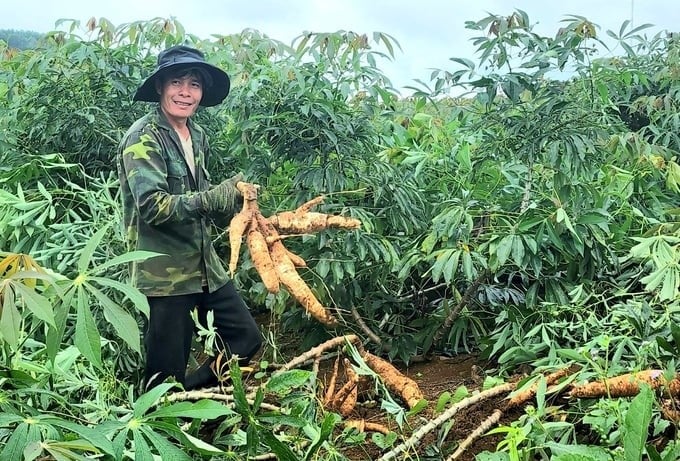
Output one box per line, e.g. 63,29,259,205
229,182,361,326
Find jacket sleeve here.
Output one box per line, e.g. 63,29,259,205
119,127,208,225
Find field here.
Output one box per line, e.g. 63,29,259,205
1,10,679,460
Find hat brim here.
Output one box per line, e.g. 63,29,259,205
133,62,230,107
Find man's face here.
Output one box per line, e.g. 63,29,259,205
157,73,203,123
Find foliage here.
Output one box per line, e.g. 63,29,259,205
1,9,680,459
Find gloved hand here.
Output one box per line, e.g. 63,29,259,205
200,173,244,214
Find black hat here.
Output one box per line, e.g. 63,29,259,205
133,45,230,107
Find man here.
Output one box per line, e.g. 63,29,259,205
117,45,262,390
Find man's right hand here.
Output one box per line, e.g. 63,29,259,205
200,173,244,214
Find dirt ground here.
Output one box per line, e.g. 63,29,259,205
243,314,526,460
334,354,519,461
255,332,519,459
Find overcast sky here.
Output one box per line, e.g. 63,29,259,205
3,1,678,91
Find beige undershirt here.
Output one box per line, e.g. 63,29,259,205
176,130,206,286
177,131,196,179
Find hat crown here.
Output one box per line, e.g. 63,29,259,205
157,45,206,67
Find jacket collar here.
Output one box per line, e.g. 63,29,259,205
153,106,200,138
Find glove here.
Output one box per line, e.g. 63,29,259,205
200,173,244,214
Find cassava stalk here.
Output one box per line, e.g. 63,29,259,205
351,305,388,351
377,383,514,461
277,335,359,373
429,270,487,355
166,390,282,412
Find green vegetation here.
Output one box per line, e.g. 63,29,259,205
1,12,679,460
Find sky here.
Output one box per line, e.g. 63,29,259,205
3,1,679,91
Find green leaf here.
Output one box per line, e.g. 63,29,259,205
230,362,251,417
141,427,192,461
442,250,461,283
76,222,112,274
132,429,155,461
74,287,101,368
133,382,177,418
659,269,679,302
23,441,43,461
147,400,234,420
435,391,452,413
91,250,164,275
495,235,514,266
112,428,129,460
257,415,309,428
670,322,680,348
13,282,55,327
1,422,32,461
85,282,141,353
266,369,313,395
46,286,75,363
43,417,115,456
510,235,525,267
623,383,653,461
461,251,474,280
0,288,21,350
0,413,23,426
305,412,339,460
174,429,224,455
42,440,101,460
90,276,150,318
546,441,611,460
260,427,300,461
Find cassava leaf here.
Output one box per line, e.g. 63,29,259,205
623,383,653,461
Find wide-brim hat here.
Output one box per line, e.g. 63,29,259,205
133,45,230,107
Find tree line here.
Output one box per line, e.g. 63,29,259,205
0,28,43,49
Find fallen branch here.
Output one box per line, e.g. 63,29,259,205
377,383,514,461
351,306,387,351
277,335,359,373
447,409,503,460
166,390,282,413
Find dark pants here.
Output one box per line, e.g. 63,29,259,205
144,280,262,390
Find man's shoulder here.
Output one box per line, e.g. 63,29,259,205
119,112,168,149
124,112,160,137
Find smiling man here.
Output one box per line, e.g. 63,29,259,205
116,45,262,391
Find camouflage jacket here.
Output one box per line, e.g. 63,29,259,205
117,108,230,296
